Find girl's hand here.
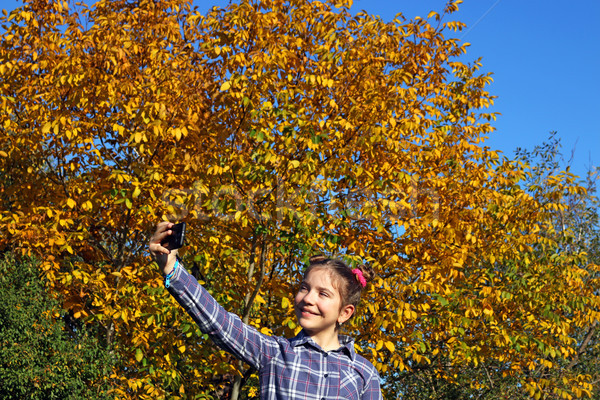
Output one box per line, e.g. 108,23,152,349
149,221,178,274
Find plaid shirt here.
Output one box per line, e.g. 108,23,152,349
167,264,383,400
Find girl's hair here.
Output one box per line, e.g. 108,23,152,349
304,255,375,309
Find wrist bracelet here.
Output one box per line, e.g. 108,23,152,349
164,258,179,288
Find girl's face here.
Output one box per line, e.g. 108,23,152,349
294,268,355,338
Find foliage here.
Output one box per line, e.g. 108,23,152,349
0,253,114,399
513,134,600,399
389,134,600,399
1,0,599,398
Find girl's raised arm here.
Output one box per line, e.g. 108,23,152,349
165,262,281,369
149,223,281,370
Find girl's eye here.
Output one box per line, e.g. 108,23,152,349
320,292,329,297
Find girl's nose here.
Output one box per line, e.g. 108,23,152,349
302,290,316,305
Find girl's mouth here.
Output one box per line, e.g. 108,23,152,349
300,308,319,317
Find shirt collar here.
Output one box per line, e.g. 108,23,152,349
289,330,356,360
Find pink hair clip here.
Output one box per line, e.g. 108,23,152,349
352,268,367,288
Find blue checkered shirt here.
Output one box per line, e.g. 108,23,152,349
167,264,383,400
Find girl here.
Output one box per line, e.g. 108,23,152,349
149,221,382,400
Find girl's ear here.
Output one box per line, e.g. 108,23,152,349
337,304,355,326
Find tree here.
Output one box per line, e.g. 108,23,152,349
0,254,114,399
511,134,600,399
387,134,600,399
1,0,598,398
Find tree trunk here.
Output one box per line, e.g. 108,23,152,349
230,237,266,400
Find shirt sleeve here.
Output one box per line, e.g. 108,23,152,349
362,368,383,400
166,262,276,370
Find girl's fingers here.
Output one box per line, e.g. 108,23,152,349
149,222,175,255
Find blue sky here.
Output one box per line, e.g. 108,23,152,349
2,0,598,178
375,0,599,180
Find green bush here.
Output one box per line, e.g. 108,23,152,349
0,253,114,399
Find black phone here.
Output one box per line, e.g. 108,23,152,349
163,222,186,250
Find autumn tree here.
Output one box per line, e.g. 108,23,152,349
387,134,600,399
1,0,599,398
511,135,600,399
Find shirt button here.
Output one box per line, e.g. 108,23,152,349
324,353,328,357
324,373,329,378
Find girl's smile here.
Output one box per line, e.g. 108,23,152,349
298,308,319,317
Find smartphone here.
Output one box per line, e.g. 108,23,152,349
163,222,186,250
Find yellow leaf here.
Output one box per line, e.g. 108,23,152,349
81,200,93,211
385,341,395,352
220,81,231,91
260,326,273,335
173,127,182,140
113,123,124,135
41,121,52,134
255,294,266,305
132,186,141,198
66,198,76,208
